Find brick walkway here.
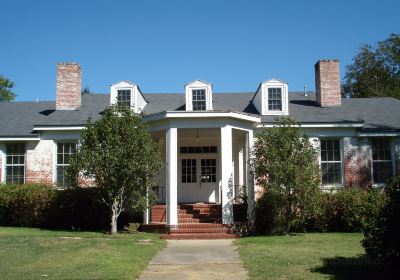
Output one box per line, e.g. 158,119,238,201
139,239,249,280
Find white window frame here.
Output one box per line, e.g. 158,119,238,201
5,143,26,184
191,89,207,111
370,138,395,186
116,89,132,107
110,81,147,113
184,80,213,111
55,141,77,188
320,138,344,189
267,87,283,111
261,79,289,116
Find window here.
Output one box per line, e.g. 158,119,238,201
320,139,342,185
180,146,217,154
6,143,25,184
57,142,76,188
201,159,216,183
182,159,196,183
268,88,282,111
192,89,206,111
372,139,393,184
117,90,131,106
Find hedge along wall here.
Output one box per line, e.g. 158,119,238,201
0,184,137,230
254,187,388,235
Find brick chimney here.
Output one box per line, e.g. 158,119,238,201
314,59,341,107
56,62,82,110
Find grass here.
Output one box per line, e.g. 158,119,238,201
0,227,165,279
236,233,390,280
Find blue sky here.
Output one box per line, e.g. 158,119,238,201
1,0,399,101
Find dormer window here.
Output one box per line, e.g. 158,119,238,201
252,78,289,116
185,80,213,111
192,89,206,111
110,81,148,113
117,90,131,107
268,88,282,111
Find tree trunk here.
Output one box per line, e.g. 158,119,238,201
110,202,119,235
283,202,293,235
284,216,291,235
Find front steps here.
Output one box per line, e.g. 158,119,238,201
143,203,239,239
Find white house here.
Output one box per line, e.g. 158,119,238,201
0,60,399,239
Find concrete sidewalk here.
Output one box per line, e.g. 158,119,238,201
139,239,249,280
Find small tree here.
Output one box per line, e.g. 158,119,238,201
68,105,162,234
0,75,16,102
252,116,321,234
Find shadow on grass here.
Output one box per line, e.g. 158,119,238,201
311,255,397,280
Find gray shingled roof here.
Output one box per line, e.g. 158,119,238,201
0,92,399,137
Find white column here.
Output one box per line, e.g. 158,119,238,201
143,188,150,225
220,125,234,224
246,129,255,222
166,127,178,226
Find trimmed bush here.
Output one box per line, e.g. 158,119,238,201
318,188,386,232
363,175,400,268
0,184,56,227
46,188,110,230
255,187,387,234
254,190,286,235
0,184,139,231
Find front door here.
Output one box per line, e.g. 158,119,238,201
178,155,219,203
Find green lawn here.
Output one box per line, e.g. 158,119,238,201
0,227,165,279
236,233,388,280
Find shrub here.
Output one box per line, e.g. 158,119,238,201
0,184,56,227
254,186,387,235
320,188,386,232
46,188,110,230
363,175,400,267
0,184,139,231
254,190,286,235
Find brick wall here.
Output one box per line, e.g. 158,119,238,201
25,140,54,185
315,59,341,107
343,137,371,188
56,63,82,110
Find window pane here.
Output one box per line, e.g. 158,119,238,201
56,142,77,188
182,159,197,183
192,89,206,111
320,139,342,185
373,162,393,184
117,90,131,106
201,158,216,183
268,88,282,111
5,143,26,184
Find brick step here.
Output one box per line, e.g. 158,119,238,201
178,213,221,218
161,233,238,240
178,218,219,223
180,210,221,214
170,227,232,234
180,205,221,210
172,223,226,228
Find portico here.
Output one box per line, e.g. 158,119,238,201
144,112,259,226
